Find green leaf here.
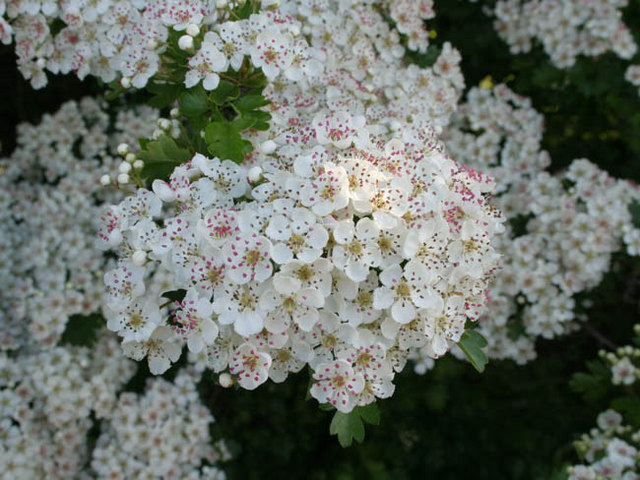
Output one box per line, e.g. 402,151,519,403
161,289,187,303
330,411,365,447
240,109,272,131
235,0,255,19
611,396,640,428
60,313,103,347
138,135,191,181
204,121,253,163
629,200,640,229
234,94,270,112
148,82,181,108
458,329,489,373
569,360,611,403
329,404,380,447
179,86,210,117
209,80,240,105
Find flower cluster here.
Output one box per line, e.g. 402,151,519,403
0,97,158,350
569,409,640,480
95,0,487,412
91,368,227,479
0,333,135,478
102,135,503,410
491,0,637,68
0,99,230,477
412,83,640,366
1,0,322,89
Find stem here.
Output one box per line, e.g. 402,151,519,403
579,320,618,351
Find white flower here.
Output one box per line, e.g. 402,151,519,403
332,218,382,282
173,288,218,353
122,326,182,375
230,343,272,390
212,281,266,336
222,233,273,285
185,41,228,90
310,359,365,413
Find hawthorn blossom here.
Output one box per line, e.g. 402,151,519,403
229,343,272,390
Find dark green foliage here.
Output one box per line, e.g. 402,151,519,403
138,134,192,181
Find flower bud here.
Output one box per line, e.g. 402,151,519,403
178,35,194,51
248,166,263,183
125,153,137,163
117,173,130,184
36,57,46,69
132,250,147,266
118,162,132,174
186,24,200,37
158,118,171,130
170,108,180,118
260,140,277,154
100,174,111,186
219,373,233,388
121,77,131,89
117,143,129,156
133,160,145,170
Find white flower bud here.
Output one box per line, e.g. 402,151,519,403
248,166,263,183
260,140,277,154
147,38,158,50
158,118,171,130
219,373,233,388
118,162,132,174
121,77,131,89
178,35,194,51
125,153,136,163
117,143,129,156
132,250,147,266
36,57,46,69
152,129,163,139
186,24,200,37
170,108,180,118
133,160,144,170
100,174,111,186
117,173,130,184
215,0,227,7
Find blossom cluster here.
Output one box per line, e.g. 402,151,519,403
96,0,498,412
0,0,323,89
0,333,134,478
491,0,637,68
412,83,640,366
0,99,229,478
91,368,227,479
569,409,640,480
0,97,157,349
102,138,503,411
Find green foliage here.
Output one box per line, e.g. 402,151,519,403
138,134,191,181
330,404,381,448
569,360,611,403
204,120,254,163
60,313,103,347
458,329,489,373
